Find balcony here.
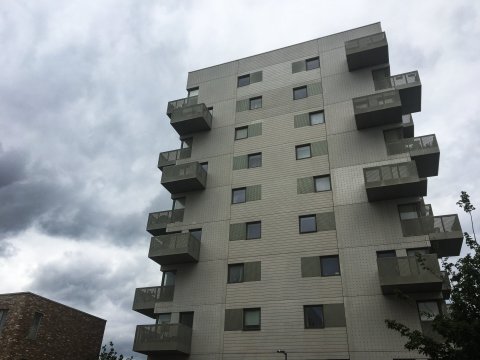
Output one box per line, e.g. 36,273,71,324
161,162,207,194
377,254,443,294
386,134,440,177
353,90,402,129
158,148,192,170
149,233,200,266
132,286,175,318
441,271,452,300
169,103,212,136
374,71,422,114
364,161,427,201
429,215,463,257
400,215,434,237
167,96,198,117
345,32,389,71
146,210,184,236
133,324,192,355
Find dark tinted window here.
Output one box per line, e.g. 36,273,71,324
162,271,176,286
243,308,261,330
200,162,208,172
246,222,261,240
232,188,246,204
249,97,262,110
157,313,171,324
314,176,331,192
300,215,317,233
26,312,43,340
398,204,420,220
309,111,324,125
248,153,262,168
321,256,340,276
179,312,194,327
189,228,202,240
238,75,250,87
304,305,324,328
228,264,244,283
235,126,248,140
377,250,396,258
306,57,320,71
293,86,308,100
296,144,311,159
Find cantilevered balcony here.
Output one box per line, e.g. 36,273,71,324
161,162,207,194
146,210,184,236
345,32,389,71
400,215,434,237
386,134,440,177
167,96,198,117
353,90,402,129
133,324,192,355
168,102,212,136
149,233,200,266
377,254,443,294
158,148,192,170
374,71,422,114
364,161,427,201
132,286,175,318
429,215,463,257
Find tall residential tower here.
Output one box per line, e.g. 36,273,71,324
132,23,463,360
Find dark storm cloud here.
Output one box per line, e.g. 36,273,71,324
0,146,27,188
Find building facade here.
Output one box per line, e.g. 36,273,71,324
132,23,463,360
0,292,106,360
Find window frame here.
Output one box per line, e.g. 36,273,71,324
235,126,248,140
293,86,308,100
26,312,43,340
417,300,441,322
309,111,325,125
305,57,320,71
376,250,397,258
296,144,312,160
179,311,194,328
0,309,8,335
200,162,208,172
232,187,247,204
314,175,331,192
248,153,262,168
243,308,261,331
187,87,199,98
299,214,317,234
238,74,250,87
249,96,262,110
228,263,245,284
157,313,172,325
303,305,324,329
246,221,261,240
189,228,202,241
398,203,421,220
320,255,341,276
161,271,176,287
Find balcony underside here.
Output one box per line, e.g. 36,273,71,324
345,32,389,71
149,234,200,266
430,231,463,257
170,104,212,136
355,105,403,129
161,176,206,194
411,150,440,178
366,178,427,202
132,286,174,318
146,210,184,236
398,84,422,114
161,162,207,195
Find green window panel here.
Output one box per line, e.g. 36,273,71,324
233,155,248,170
224,309,243,331
244,261,261,282
294,113,310,128
292,60,306,73
307,82,323,96
229,223,246,241
248,123,262,137
236,99,250,112
246,185,262,201
301,256,321,277
311,140,329,156
297,177,315,194
316,212,336,231
324,303,346,327
250,71,263,84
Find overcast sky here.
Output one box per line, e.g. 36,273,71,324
0,0,479,358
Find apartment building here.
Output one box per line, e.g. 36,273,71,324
132,22,463,360
0,292,106,360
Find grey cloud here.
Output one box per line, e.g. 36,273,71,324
0,147,27,188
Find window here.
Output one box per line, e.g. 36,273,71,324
0,309,8,335
246,221,261,240
293,86,308,100
228,264,244,283
306,57,320,71
208,106,213,115
200,162,208,172
299,215,317,233
407,248,430,257
232,188,246,204
314,176,331,192
398,204,420,220
26,312,43,340
296,144,311,159
321,256,340,276
417,301,440,321
181,138,192,149
248,153,262,168
172,197,185,210
235,126,248,140
189,228,202,240
377,250,396,258
161,271,176,286
249,96,262,110
384,128,403,142
304,305,324,328
238,74,250,87
309,111,325,125
179,312,194,327
157,313,171,324
243,308,261,330
187,87,199,97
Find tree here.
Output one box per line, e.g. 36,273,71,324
99,341,133,360
385,191,480,360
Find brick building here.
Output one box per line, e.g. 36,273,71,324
0,292,106,360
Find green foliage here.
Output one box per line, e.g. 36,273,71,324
386,192,480,360
99,341,133,360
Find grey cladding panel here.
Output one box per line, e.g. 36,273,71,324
224,309,243,331
311,140,329,156
244,261,261,282
294,113,310,128
297,177,315,194
248,123,262,137
292,60,306,73
307,82,323,96
250,71,263,84
301,256,321,277
236,99,249,113
324,303,346,327
246,185,261,201
229,223,246,241
316,212,336,231
233,155,248,170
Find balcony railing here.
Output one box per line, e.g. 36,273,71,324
377,254,443,294
167,96,198,117
363,161,427,201
345,32,389,71
146,210,184,236
353,90,403,129
374,71,421,114
429,215,463,257
132,286,175,318
133,323,192,355
158,148,192,170
386,134,440,177
149,233,200,265
170,103,212,136
400,216,434,237
161,162,207,194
